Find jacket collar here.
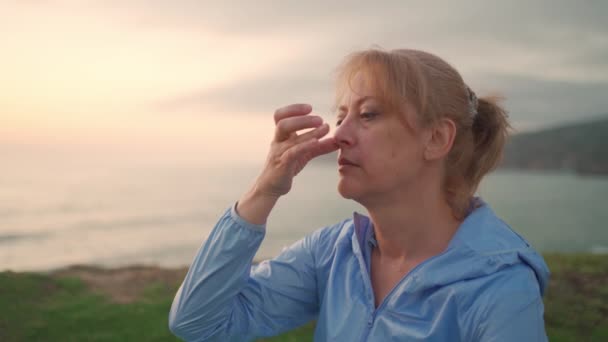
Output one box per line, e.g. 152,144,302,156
349,198,549,295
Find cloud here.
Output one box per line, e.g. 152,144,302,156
472,72,608,130
157,69,608,131
141,0,607,127
156,76,335,117
8,0,608,131
20,1,605,85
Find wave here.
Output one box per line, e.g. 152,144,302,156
62,212,208,233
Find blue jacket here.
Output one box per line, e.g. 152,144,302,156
169,200,550,341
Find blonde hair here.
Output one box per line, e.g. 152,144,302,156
334,48,510,219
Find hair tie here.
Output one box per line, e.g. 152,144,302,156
466,86,478,117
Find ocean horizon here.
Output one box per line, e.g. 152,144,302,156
2,160,607,272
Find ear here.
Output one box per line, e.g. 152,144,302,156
424,118,456,161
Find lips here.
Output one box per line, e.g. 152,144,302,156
338,157,358,167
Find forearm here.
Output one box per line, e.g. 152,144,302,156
236,185,280,225
169,204,265,341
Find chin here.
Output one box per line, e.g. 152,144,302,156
337,178,362,200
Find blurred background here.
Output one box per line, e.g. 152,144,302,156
2,0,607,272
2,2,608,341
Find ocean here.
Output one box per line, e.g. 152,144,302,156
1,161,607,271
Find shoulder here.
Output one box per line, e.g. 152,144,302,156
304,217,355,262
460,262,542,308
457,263,546,341
446,201,549,340
452,202,533,254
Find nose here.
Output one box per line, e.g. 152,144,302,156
333,116,355,148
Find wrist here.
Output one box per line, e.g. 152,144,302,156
249,182,282,202
236,185,280,226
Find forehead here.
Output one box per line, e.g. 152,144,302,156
336,72,385,109
335,69,420,132
337,96,381,113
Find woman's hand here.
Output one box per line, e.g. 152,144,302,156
257,103,337,197
236,104,338,225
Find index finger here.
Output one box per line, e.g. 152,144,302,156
274,104,313,124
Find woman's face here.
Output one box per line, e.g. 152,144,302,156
334,74,429,205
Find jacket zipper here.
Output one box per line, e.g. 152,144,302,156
356,245,451,341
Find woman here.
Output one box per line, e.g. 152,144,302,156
169,49,550,341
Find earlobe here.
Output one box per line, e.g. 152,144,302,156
424,118,457,161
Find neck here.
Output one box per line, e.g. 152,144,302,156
363,180,461,262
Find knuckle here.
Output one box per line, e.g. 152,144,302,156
274,142,289,155
284,148,298,161
273,108,283,121
303,130,318,141
276,120,287,133
269,156,282,168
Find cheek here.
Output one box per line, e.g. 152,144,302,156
359,125,423,174
383,132,425,174
361,136,400,174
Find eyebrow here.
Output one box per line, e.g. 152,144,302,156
337,96,377,113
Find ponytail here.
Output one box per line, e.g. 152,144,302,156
445,94,511,219
467,95,511,194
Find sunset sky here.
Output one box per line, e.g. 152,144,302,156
2,0,607,165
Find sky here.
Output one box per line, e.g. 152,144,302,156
1,0,607,165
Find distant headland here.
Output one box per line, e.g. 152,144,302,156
502,116,608,176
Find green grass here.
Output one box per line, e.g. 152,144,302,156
0,272,177,341
0,254,606,341
543,254,608,342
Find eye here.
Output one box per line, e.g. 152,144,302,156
360,112,378,120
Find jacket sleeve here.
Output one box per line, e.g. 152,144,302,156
471,265,548,342
168,203,320,342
